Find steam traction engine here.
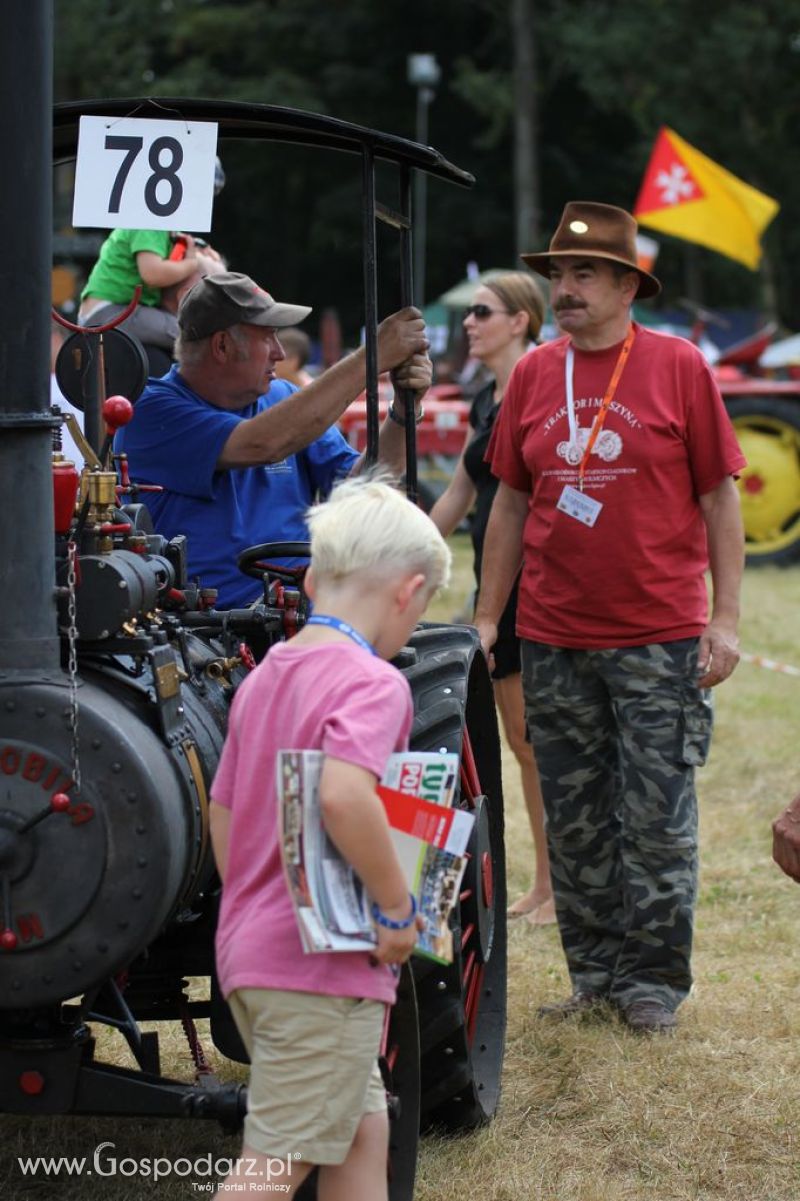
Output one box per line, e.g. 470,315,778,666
0,15,506,1198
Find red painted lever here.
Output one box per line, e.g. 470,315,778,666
102,395,134,434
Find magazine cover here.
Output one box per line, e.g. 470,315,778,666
278,749,472,963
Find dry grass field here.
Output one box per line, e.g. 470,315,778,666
1,538,798,1200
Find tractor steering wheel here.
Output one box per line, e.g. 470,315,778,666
237,541,311,582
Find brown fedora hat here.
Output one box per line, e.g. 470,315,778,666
521,201,661,299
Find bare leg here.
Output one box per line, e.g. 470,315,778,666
216,1147,313,1198
493,673,555,923
318,1111,389,1201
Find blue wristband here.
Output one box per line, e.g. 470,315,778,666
371,893,417,930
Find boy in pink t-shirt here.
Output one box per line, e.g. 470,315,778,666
210,477,451,1199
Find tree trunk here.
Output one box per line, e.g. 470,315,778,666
511,0,541,257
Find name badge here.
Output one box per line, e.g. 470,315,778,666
557,484,603,527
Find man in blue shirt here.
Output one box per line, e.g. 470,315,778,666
117,272,430,607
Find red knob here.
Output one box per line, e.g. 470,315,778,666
19,1071,45,1095
103,395,134,432
0,929,18,951
51,792,72,813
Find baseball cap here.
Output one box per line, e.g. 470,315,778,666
178,271,312,341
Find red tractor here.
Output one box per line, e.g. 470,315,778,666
686,309,800,565
339,378,470,509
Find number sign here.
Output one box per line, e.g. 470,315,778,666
72,116,219,231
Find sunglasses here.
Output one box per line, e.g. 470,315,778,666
463,303,511,320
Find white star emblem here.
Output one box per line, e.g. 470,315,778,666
655,164,696,206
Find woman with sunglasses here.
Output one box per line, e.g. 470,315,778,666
430,272,555,925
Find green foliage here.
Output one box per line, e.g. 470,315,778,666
54,0,800,333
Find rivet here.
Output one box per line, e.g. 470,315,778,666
35,707,46,718
92,738,102,750
126,793,137,804
111,763,122,774
131,888,143,899
437,980,447,991
137,856,147,868
4,700,15,712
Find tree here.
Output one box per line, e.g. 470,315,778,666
511,0,541,255
54,0,800,327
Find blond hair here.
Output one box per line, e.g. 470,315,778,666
484,271,546,343
307,475,451,592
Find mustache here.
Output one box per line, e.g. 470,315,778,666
554,298,587,312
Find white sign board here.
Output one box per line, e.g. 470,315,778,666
72,116,219,231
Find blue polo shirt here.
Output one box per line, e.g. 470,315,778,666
116,367,358,607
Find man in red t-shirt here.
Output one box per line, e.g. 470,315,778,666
475,201,745,1035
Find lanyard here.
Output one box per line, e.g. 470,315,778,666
305,614,377,656
565,325,636,491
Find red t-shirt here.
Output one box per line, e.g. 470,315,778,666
487,324,746,649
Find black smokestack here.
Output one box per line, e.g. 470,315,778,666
0,2,59,670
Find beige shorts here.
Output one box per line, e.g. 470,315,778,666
227,988,387,1165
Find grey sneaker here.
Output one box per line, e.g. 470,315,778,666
621,998,677,1034
537,990,605,1019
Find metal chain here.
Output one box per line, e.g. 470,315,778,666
66,541,81,795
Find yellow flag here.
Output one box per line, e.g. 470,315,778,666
633,128,779,270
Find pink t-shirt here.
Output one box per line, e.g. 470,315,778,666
487,324,746,648
212,641,413,1004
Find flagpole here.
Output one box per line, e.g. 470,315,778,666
758,249,779,324
682,244,703,308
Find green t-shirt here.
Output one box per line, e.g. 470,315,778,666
81,228,172,307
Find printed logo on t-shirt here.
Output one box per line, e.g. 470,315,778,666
557,426,623,465
543,395,642,437
264,459,293,475
542,394,642,490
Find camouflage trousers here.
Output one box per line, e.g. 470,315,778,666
521,638,713,1012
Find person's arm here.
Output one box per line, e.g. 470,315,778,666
135,245,201,289
773,793,800,883
319,757,421,966
697,475,744,687
429,427,478,536
218,308,427,470
473,481,528,658
345,353,433,477
209,800,232,882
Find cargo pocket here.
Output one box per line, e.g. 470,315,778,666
679,686,714,766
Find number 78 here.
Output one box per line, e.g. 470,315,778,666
104,134,184,218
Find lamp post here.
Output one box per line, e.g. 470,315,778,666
407,53,441,308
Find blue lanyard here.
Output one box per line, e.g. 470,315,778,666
305,614,377,656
